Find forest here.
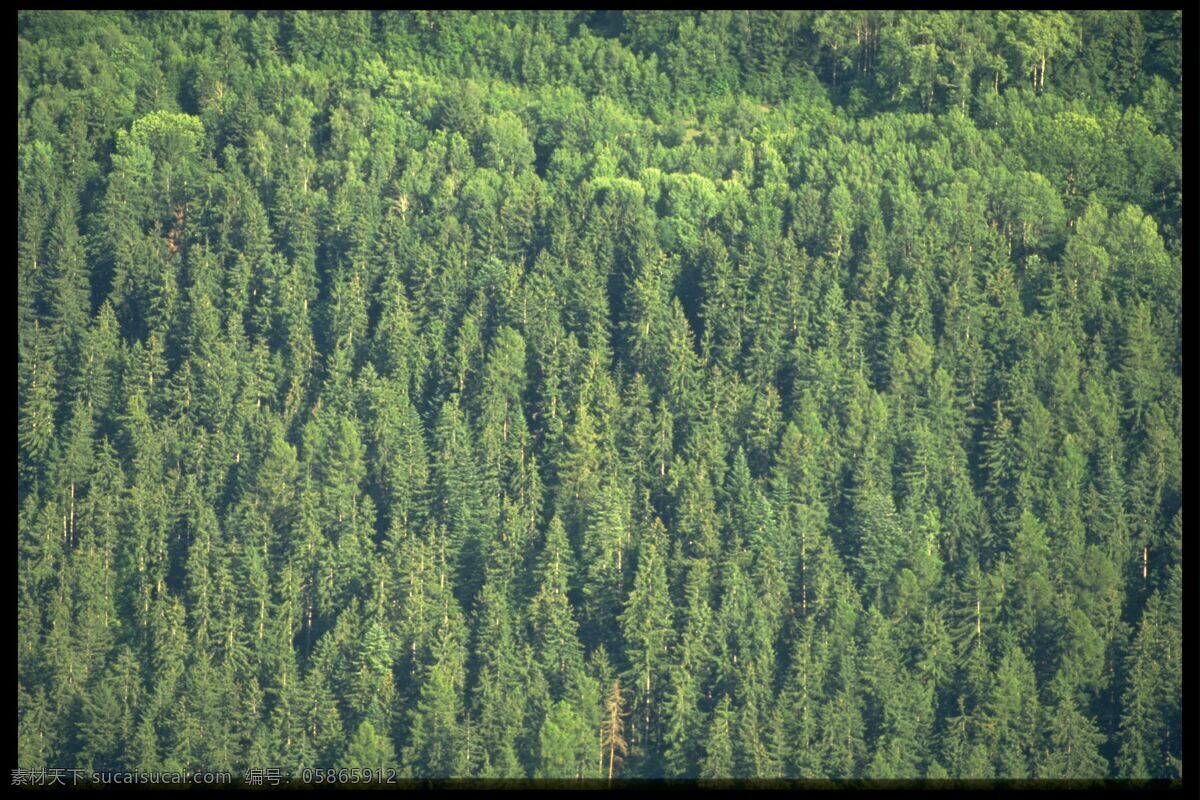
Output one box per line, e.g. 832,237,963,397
17,11,1182,783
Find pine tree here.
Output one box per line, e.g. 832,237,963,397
699,694,734,781
339,719,397,773
431,396,488,601
599,679,628,785
536,699,591,780
403,626,468,778
1036,678,1108,779
618,518,674,763
1115,592,1178,778
983,641,1041,779
530,517,584,696
469,575,527,778
19,322,58,489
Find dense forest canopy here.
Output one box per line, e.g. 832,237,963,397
17,10,1182,782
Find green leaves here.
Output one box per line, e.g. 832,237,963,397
16,9,1182,783
339,719,396,771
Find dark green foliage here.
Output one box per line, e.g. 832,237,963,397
17,10,1181,782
